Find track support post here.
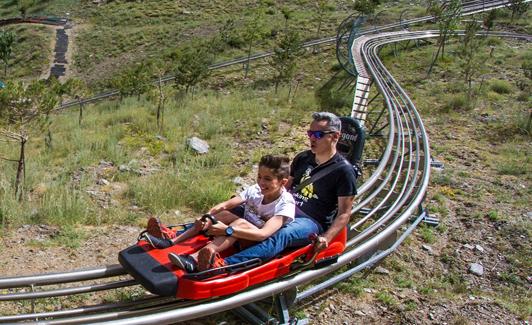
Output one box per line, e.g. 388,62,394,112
233,289,308,325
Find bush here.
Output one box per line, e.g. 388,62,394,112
442,93,471,111
489,79,512,94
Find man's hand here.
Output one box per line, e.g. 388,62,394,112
314,236,329,251
206,222,228,236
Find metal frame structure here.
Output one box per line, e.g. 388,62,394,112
0,1,529,323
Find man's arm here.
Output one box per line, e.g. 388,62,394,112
315,195,354,250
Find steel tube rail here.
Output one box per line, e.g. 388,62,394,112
2,28,428,323
347,31,431,247
0,280,136,301
0,264,126,289
0,296,169,322
296,210,427,302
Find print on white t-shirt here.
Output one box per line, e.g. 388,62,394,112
238,184,295,229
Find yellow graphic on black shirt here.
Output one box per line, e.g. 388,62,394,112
299,169,318,200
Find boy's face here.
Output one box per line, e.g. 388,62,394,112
257,166,287,198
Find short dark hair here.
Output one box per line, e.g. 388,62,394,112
259,155,290,179
312,112,342,132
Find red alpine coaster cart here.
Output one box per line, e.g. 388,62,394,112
118,117,365,299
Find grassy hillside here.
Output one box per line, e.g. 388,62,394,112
1,0,432,87
0,23,53,81
0,85,323,227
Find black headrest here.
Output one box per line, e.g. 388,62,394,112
337,116,365,166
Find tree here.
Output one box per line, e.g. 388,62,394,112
173,42,214,97
483,9,499,33
242,9,266,78
147,61,172,131
271,30,303,95
49,77,87,125
219,17,242,49
0,29,16,77
458,20,486,99
507,0,529,22
313,0,331,53
426,0,462,76
0,80,58,199
352,0,380,15
522,56,532,132
17,0,35,18
111,62,152,102
281,7,293,32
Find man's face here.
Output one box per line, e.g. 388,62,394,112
307,120,339,155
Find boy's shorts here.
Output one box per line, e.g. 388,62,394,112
229,205,245,218
229,204,264,229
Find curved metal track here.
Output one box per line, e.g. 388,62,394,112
0,1,529,323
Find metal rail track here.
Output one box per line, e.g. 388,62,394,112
0,1,529,323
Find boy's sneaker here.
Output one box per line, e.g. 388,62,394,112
147,217,176,240
169,253,198,273
143,233,174,249
197,246,226,271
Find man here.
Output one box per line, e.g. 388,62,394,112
219,111,357,265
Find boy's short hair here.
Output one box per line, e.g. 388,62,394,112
259,155,290,179
312,112,342,132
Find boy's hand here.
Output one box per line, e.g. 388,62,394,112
194,218,210,232
209,203,225,215
207,222,228,236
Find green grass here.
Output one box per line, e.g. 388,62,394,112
4,0,436,87
492,143,531,178
442,93,472,112
0,24,53,81
376,291,397,307
418,224,436,244
394,275,414,289
0,86,316,228
0,0,80,17
336,275,372,297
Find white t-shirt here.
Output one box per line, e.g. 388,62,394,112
238,184,295,229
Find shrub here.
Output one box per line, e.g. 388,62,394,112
489,79,512,94
487,210,500,221
442,93,471,111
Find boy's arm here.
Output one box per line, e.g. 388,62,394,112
173,195,245,244
208,215,285,241
209,195,245,215
314,195,354,251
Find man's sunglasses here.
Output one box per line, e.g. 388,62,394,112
306,130,336,139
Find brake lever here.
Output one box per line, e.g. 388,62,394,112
201,213,218,225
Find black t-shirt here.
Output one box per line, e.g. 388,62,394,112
290,150,357,231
